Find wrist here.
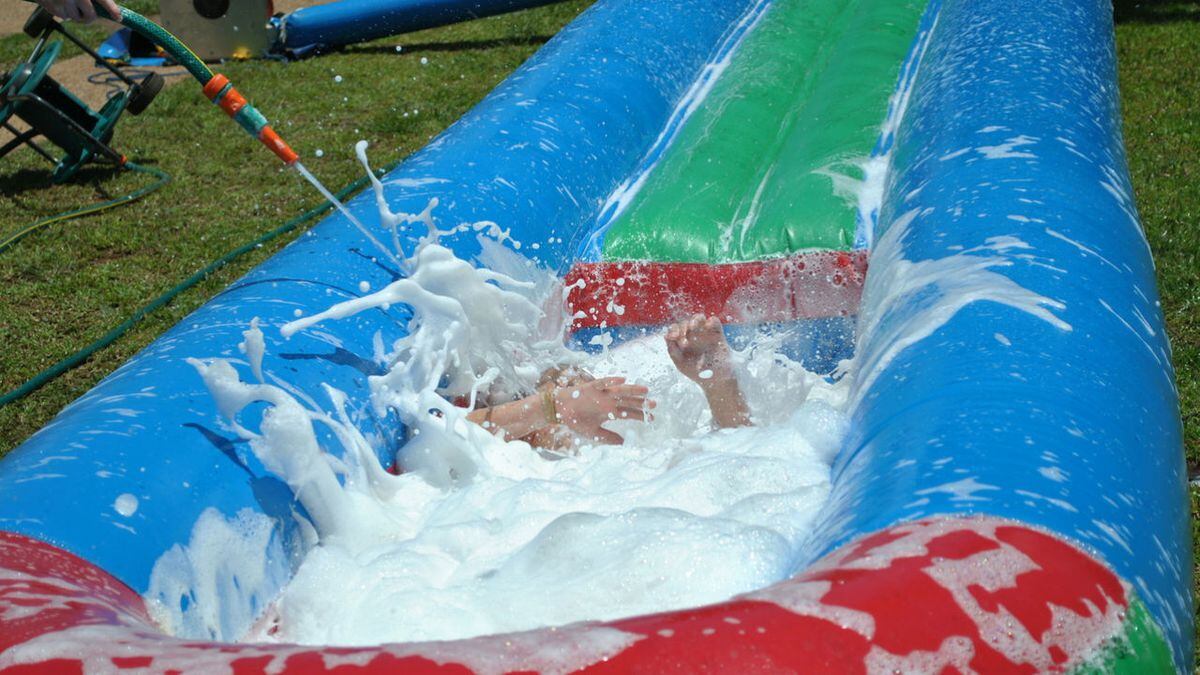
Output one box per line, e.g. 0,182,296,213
699,373,740,396
540,386,559,426
694,360,734,384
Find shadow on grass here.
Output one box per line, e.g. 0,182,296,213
0,160,158,202
346,34,555,55
1113,0,1200,24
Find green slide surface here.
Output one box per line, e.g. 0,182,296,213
601,0,927,264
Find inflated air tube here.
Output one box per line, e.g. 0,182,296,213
0,0,1192,673
278,0,571,53
809,0,1192,670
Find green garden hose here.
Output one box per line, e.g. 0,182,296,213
0,162,170,255
0,3,347,409
96,3,301,165
0,159,401,409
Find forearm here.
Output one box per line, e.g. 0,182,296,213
700,377,751,429
466,391,553,441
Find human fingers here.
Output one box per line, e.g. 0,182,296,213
614,398,655,420
594,376,627,388
673,318,688,339
65,0,85,21
78,0,97,22
614,407,651,422
616,396,656,410
666,337,682,355
607,383,649,398
97,0,120,19
590,428,625,445
52,0,76,20
611,397,651,416
666,338,685,366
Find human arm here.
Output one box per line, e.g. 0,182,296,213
665,314,751,428
35,0,120,22
467,377,654,445
466,390,557,443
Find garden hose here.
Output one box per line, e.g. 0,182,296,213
0,161,170,255
95,3,301,165
1,3,352,409
0,158,401,409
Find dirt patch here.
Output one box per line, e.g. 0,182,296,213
0,0,36,37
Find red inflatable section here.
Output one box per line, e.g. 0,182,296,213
0,517,1128,674
564,250,868,330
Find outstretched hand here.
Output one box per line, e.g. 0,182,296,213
36,0,120,22
665,314,735,385
553,376,654,445
665,314,751,428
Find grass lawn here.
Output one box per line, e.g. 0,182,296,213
1113,0,1200,651
0,0,1197,654
0,0,594,449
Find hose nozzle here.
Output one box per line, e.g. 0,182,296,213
202,74,299,166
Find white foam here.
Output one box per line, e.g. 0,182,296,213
232,332,841,646
238,317,265,383
177,167,845,647
848,208,1072,404
976,134,1039,160
146,507,291,641
113,493,138,517
210,308,842,646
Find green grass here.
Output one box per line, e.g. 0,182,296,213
0,0,594,448
1113,0,1200,654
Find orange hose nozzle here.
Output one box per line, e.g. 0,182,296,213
259,126,300,166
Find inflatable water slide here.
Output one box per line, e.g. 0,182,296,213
0,0,1192,672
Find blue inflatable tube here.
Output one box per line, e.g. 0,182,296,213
0,0,756,616
817,0,1192,667
279,0,571,53
0,0,1191,671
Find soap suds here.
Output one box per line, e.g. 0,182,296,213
180,149,845,647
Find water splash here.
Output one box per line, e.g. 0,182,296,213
293,160,403,268
175,150,846,645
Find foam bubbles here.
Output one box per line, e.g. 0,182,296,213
181,148,844,648
114,493,138,517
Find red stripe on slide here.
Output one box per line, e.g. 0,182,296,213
0,530,152,654
564,251,868,330
0,518,1132,673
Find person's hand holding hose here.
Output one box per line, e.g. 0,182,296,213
35,0,120,23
